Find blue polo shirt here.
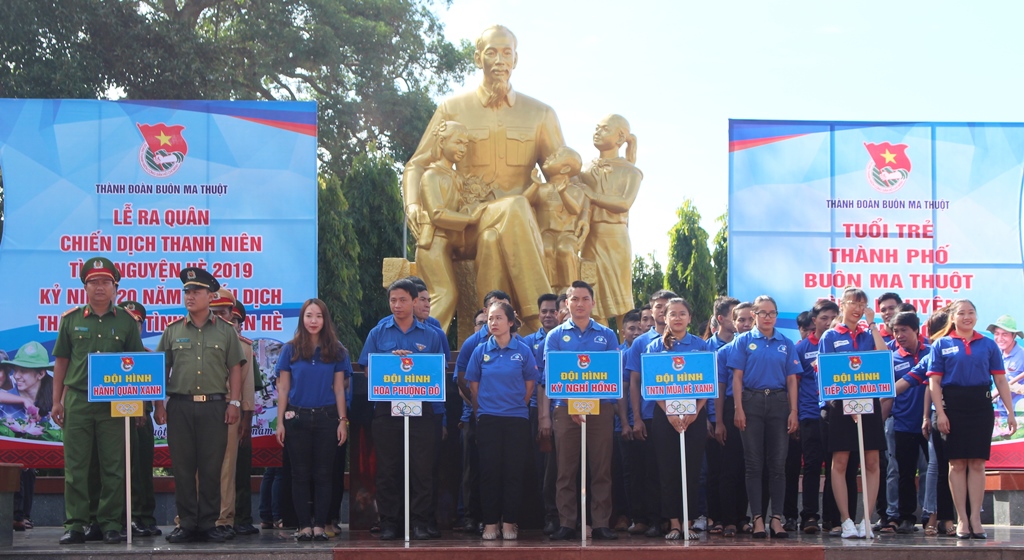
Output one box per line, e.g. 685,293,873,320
795,333,822,421
276,343,353,408
927,330,1005,387
705,334,733,422
819,322,877,355
626,327,661,420
617,340,635,430
888,338,930,433
543,318,620,408
523,327,549,408
465,336,540,419
359,315,445,414
717,339,737,398
727,329,801,391
375,314,450,415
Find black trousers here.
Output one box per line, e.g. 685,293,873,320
327,441,349,524
799,418,825,522
930,411,955,521
784,434,802,519
166,399,228,531
529,406,558,523
461,415,481,521
719,399,748,526
234,428,254,526
372,405,435,528
652,406,707,521
284,405,339,528
894,430,928,523
611,431,630,521
627,417,661,525
477,415,530,525
705,430,723,523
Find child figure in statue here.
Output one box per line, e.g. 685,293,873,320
523,146,586,294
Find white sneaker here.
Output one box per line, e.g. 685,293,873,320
857,519,868,538
692,516,707,532
841,518,859,539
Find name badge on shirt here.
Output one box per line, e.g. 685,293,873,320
834,340,850,348
804,351,819,360
895,362,910,371
942,347,959,356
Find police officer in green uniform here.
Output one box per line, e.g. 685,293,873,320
52,257,146,545
157,268,245,543
120,300,161,537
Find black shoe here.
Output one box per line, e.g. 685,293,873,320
543,519,559,535
592,527,618,540
803,517,821,534
59,529,86,545
234,524,260,536
549,526,575,540
103,530,122,544
426,524,441,538
896,519,916,534
197,527,226,543
131,521,152,537
411,525,431,540
84,524,103,541
784,517,799,532
216,525,236,539
379,525,399,540
147,524,162,536
165,527,195,543
455,517,476,532
644,524,662,538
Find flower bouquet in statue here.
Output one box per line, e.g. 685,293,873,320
458,175,496,214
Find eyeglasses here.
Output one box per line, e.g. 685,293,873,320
475,321,486,327
755,311,779,319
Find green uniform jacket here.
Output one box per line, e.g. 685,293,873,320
157,313,245,395
53,305,146,391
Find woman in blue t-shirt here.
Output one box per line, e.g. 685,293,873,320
466,301,540,541
274,298,352,541
646,297,710,540
928,299,1017,538
728,295,802,539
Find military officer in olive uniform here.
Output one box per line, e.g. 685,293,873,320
52,257,146,545
157,268,245,544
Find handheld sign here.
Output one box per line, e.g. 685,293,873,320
640,352,719,400
817,350,896,401
367,353,446,402
545,351,622,399
87,352,166,402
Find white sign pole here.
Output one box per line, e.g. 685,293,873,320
125,416,132,545
680,424,688,540
855,414,873,539
404,414,411,543
580,416,587,545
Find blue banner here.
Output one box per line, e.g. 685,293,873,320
87,352,166,402
545,351,622,399
367,353,446,402
0,100,318,353
641,352,719,400
818,350,896,401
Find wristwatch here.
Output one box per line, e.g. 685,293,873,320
228,400,241,408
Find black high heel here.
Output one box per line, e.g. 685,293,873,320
751,515,766,539
769,515,788,538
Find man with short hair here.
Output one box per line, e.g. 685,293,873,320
360,279,446,540
159,269,245,544
714,302,754,536
53,257,146,545
229,299,262,536
525,293,561,533
876,292,903,344
874,291,903,532
612,309,642,531
544,281,621,541
703,296,740,533
639,304,654,333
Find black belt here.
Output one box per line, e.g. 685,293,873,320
169,393,225,402
744,388,784,395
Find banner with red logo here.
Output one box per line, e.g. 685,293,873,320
0,100,318,467
730,119,1024,468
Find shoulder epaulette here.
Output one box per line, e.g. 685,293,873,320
62,306,81,318
166,316,185,327
239,335,253,345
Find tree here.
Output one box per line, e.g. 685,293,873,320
665,199,715,332
712,211,728,296
631,253,665,309
318,171,363,355
340,145,407,348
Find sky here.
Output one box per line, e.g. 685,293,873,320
432,0,1024,267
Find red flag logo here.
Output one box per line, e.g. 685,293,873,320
121,356,135,372
400,357,414,372
136,123,188,177
577,354,591,369
672,356,686,371
848,356,862,371
864,142,911,193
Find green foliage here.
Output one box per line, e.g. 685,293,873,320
340,146,406,349
631,253,665,309
318,172,363,354
712,211,728,296
665,199,715,333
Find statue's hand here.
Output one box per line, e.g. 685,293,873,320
575,222,590,248
406,203,425,238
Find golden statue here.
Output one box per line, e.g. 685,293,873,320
523,147,586,294
403,25,562,332
579,115,642,324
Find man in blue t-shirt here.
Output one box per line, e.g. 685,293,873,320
544,281,621,541
524,292,561,533
358,279,445,541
